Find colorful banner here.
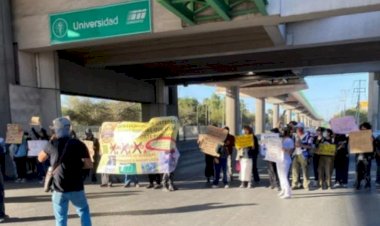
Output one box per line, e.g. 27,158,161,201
97,117,180,175
5,124,23,144
330,116,359,135
198,126,228,157
82,140,95,162
27,140,48,157
349,130,373,154
261,133,283,162
235,135,254,149
316,144,336,156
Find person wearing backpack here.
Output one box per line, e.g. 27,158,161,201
38,117,93,226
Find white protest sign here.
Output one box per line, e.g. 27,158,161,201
330,116,359,134
261,133,284,162
27,140,48,157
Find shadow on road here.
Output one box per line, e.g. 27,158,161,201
5,202,256,223
5,191,141,203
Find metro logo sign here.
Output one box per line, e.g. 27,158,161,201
49,0,151,44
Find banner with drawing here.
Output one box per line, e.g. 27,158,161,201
330,116,359,135
97,117,180,175
261,133,284,162
198,126,228,157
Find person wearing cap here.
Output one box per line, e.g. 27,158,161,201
84,129,100,183
291,122,313,190
38,117,93,226
312,127,325,187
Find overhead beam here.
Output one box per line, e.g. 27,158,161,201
252,0,268,16
205,0,231,21
157,0,196,25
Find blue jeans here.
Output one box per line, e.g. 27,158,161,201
52,191,92,226
124,175,139,185
213,158,228,185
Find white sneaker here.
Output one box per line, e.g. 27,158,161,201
247,184,252,189
278,190,285,197
333,183,340,188
212,185,218,188
280,195,291,199
224,185,229,189
20,178,26,183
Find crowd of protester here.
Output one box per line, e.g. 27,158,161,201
202,121,380,199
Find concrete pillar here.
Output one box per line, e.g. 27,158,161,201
0,0,16,137
167,86,179,117
296,113,301,122
255,98,265,134
286,110,292,124
368,73,380,131
225,87,240,135
272,104,280,129
142,79,168,121
9,51,61,129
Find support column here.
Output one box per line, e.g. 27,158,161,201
167,86,179,117
286,109,292,124
0,0,16,137
272,104,279,129
225,87,240,135
255,98,265,134
296,113,301,122
142,79,168,121
368,73,380,131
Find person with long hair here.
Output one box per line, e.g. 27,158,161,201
318,129,335,190
334,134,349,188
277,128,295,199
237,126,254,188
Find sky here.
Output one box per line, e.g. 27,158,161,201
178,73,369,121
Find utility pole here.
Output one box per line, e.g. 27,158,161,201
340,89,349,117
353,80,366,125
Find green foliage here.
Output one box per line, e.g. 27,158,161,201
333,107,368,124
62,96,141,126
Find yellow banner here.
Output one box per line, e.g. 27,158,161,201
316,144,336,156
97,117,180,175
235,135,254,149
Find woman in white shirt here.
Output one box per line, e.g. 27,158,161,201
277,128,295,199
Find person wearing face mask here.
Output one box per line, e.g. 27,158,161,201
237,126,255,188
291,123,313,190
317,129,335,190
354,122,375,190
312,127,325,187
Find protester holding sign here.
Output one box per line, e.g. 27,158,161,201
223,127,235,182
266,128,280,190
11,133,30,183
317,129,335,190
334,134,349,188
312,127,325,186
291,123,313,190
354,122,375,190
277,128,295,199
212,143,229,189
237,126,255,188
84,129,100,183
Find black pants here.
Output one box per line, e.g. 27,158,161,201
252,156,260,182
148,174,161,185
0,154,5,178
205,154,214,179
335,155,349,184
356,158,372,187
313,154,320,181
267,161,279,187
0,170,5,217
14,157,27,179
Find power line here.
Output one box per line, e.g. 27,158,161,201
352,80,366,124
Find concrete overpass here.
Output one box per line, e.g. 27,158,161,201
1,0,380,136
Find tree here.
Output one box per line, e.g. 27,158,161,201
178,98,199,125
333,107,368,124
240,100,254,127
62,96,141,126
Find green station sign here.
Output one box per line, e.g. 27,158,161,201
50,0,151,44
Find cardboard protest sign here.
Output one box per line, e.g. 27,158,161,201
330,116,359,134
261,133,283,162
27,140,48,156
97,116,180,175
82,140,95,162
5,124,23,144
316,144,336,156
30,116,41,126
198,126,228,157
235,135,254,149
349,130,373,154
